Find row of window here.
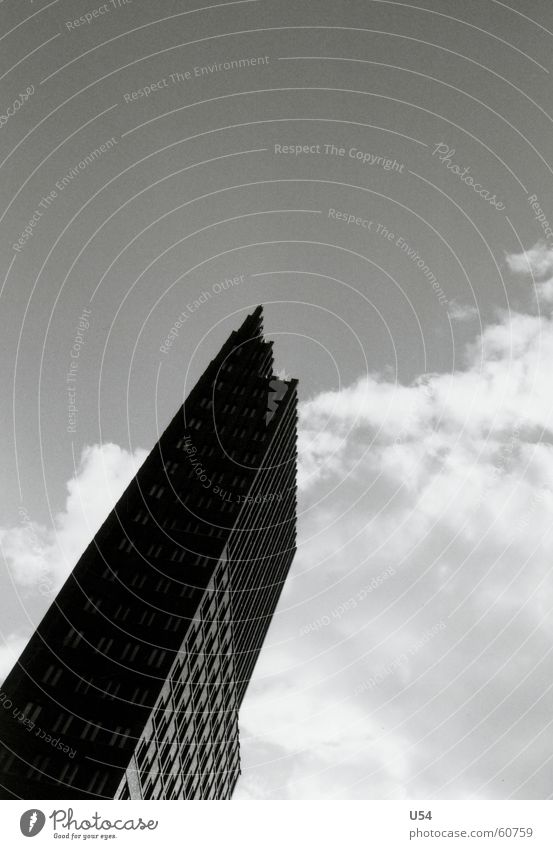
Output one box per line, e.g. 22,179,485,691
118,535,209,569
119,554,237,799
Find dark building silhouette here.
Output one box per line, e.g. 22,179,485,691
0,306,297,799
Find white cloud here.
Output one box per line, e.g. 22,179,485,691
0,443,147,593
0,443,148,685
2,269,553,797
236,286,553,799
0,635,31,685
506,242,553,305
447,300,480,322
506,241,553,280
535,278,553,305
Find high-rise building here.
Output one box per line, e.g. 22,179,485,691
0,305,297,800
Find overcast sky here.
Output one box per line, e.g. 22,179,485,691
2,0,553,799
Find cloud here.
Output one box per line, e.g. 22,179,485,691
506,241,553,280
2,270,553,797
447,300,480,322
0,443,148,593
534,278,553,304
0,635,31,685
236,289,553,799
0,443,148,685
506,241,553,306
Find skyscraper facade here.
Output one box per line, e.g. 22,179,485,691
0,306,297,800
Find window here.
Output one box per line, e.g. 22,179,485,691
59,762,78,785
0,752,15,771
52,713,73,734
80,722,101,742
185,771,199,798
42,665,62,685
109,726,131,749
27,754,50,779
103,681,121,700
87,770,109,795
118,536,133,553
155,578,171,594
139,609,155,627
24,702,42,723
114,604,130,621
159,740,172,769
136,739,154,770
130,573,147,589
84,596,102,613
97,637,113,653
147,649,167,668
121,642,133,660
166,774,179,798
173,680,191,707
139,688,151,706
63,628,82,649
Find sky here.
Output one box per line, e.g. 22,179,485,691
2,0,553,799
